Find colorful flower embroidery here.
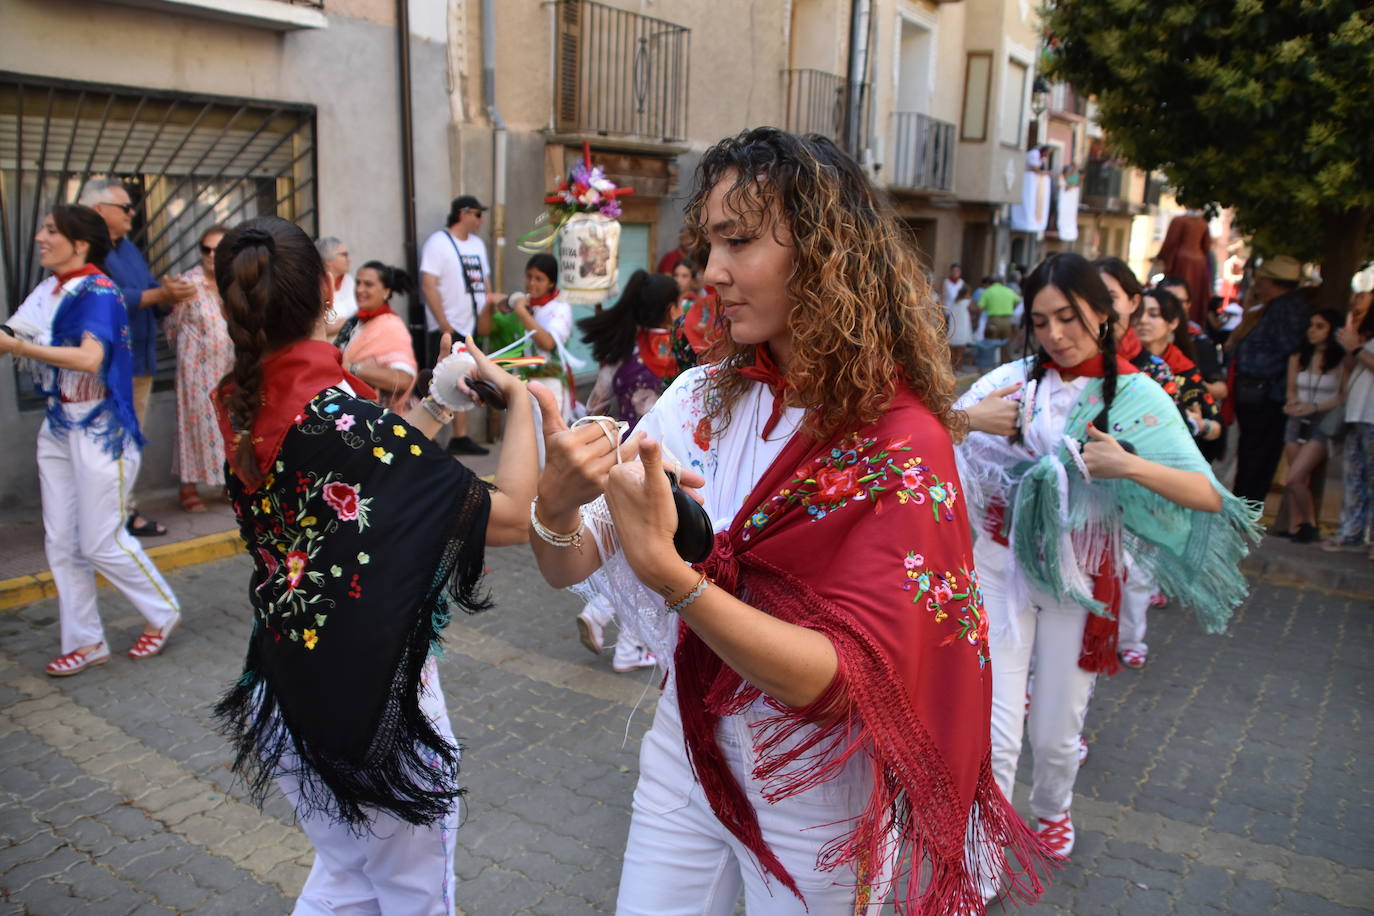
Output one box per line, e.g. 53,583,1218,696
899,553,988,666
335,413,356,431
693,417,712,452
284,550,309,591
323,481,361,521
303,628,319,650
742,435,961,537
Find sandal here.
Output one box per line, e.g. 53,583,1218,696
128,615,181,659
126,513,169,537
179,486,206,513
1120,648,1147,669
46,643,111,677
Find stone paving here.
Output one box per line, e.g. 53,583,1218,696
0,544,1370,914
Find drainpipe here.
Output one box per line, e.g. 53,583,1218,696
481,0,508,288
396,0,420,329
845,0,872,163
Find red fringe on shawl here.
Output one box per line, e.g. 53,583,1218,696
1078,552,1124,676
681,544,1060,912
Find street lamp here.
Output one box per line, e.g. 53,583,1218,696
1031,76,1051,118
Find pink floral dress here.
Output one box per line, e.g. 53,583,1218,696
166,265,234,485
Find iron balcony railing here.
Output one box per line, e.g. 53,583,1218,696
889,112,955,193
784,69,869,158
553,0,690,143
1082,157,1125,207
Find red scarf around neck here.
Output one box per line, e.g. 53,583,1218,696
1042,351,1139,377
680,386,1055,910
737,344,789,438
1158,342,1196,373
637,327,676,381
528,289,559,307
355,301,394,323
55,263,103,285
215,340,376,491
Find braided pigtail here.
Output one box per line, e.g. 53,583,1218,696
1095,316,1119,433
219,241,275,489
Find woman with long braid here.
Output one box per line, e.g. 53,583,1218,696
955,253,1260,862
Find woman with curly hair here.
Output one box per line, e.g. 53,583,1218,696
955,253,1260,862
530,128,1055,913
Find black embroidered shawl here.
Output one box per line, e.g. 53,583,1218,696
216,387,492,827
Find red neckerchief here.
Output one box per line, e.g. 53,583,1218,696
1117,327,1144,361
682,387,1056,910
55,263,103,285
355,301,394,323
1041,352,1139,377
637,327,677,381
215,340,376,491
1158,343,1196,373
680,288,722,357
529,289,559,307
737,344,788,438
333,272,346,292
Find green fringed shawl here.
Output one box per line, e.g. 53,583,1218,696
1007,373,1262,632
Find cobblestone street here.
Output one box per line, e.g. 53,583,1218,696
0,546,1370,914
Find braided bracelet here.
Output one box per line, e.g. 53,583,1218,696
421,395,455,424
530,497,583,551
666,574,709,615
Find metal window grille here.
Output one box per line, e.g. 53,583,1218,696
0,72,317,382
554,0,690,143
890,112,955,193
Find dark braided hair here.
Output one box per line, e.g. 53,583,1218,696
358,260,414,300
1014,253,1121,444
214,216,328,488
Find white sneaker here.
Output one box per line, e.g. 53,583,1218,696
1078,735,1089,765
612,645,657,673
575,612,604,655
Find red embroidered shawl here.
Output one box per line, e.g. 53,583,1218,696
680,385,1055,912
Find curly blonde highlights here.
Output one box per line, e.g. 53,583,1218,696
685,128,963,441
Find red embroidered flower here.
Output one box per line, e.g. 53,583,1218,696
932,581,954,604
812,464,864,503
284,550,308,590
693,417,711,451
901,467,925,490
323,481,360,520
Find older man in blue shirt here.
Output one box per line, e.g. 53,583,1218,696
79,178,195,536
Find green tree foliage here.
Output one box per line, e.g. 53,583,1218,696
1043,0,1374,309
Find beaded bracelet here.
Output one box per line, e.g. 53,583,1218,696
530,497,583,551
665,574,709,615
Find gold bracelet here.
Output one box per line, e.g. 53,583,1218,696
530,497,583,551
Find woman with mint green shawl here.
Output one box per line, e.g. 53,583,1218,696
954,253,1260,866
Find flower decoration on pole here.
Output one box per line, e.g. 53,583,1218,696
517,142,634,253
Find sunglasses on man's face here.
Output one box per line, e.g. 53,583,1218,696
103,201,136,214
200,244,215,255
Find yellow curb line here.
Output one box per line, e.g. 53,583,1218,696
0,530,244,611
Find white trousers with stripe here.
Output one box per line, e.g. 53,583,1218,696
37,408,179,654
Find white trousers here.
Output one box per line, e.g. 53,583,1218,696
280,658,458,916
37,415,179,654
616,696,888,915
978,542,1096,820
1118,559,1152,655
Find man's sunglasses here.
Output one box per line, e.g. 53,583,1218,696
102,202,136,214
199,244,215,255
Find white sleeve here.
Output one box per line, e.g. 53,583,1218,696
536,300,574,346
954,358,1033,411
419,233,445,277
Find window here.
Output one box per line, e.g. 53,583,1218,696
1,71,317,389
960,52,992,142
1001,59,1028,147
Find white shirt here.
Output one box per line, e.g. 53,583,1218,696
331,272,357,324
419,229,490,332
11,275,60,342
1346,339,1374,425
942,277,965,310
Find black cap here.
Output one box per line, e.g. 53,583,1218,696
453,194,487,212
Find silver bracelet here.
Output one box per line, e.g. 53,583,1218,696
666,575,709,615
530,497,583,551
421,395,455,424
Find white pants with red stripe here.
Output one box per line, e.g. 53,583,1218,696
37,410,179,654
976,539,1096,820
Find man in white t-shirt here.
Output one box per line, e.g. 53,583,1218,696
420,194,492,455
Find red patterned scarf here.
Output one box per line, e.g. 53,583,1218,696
355,301,394,322
678,386,1055,911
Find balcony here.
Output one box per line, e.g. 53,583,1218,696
889,112,955,193
103,0,325,30
553,0,690,145
1080,158,1137,214
784,69,869,159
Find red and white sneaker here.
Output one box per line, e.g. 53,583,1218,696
612,645,657,673
1036,810,1075,857
1148,591,1168,608
1119,648,1147,669
575,611,605,655
46,642,110,677
1078,735,1089,765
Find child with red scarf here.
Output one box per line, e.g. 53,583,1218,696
955,254,1259,863
479,252,577,422
531,129,1057,913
